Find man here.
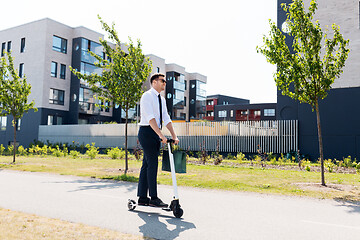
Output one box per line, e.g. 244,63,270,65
137,73,179,207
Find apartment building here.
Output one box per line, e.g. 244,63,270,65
277,0,360,159
205,94,250,121
204,94,276,121
0,18,207,147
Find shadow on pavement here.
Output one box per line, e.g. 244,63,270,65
46,178,137,193
334,198,360,214
133,210,196,240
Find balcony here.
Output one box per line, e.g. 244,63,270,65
206,105,214,111
236,109,261,121
79,102,100,115
204,116,214,121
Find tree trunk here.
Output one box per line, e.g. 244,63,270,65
13,118,16,163
315,101,326,186
125,109,129,174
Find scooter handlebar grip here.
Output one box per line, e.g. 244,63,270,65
167,139,175,143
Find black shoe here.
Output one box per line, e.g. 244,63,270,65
138,197,150,206
149,198,168,208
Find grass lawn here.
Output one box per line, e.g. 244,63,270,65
0,207,151,240
1,155,360,201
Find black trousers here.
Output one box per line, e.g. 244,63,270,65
137,126,161,198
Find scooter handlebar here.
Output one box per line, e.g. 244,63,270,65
160,138,175,143
167,139,175,143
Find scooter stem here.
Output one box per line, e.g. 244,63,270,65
168,142,179,200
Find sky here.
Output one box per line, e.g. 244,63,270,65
0,0,277,103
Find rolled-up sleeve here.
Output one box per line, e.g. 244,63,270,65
162,97,172,126
140,93,155,124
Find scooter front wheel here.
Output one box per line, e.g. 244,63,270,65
173,208,183,218
128,199,136,211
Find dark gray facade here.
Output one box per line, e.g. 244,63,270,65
277,0,360,159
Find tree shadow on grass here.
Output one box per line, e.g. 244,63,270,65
131,210,196,240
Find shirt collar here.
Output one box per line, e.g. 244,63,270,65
150,87,160,96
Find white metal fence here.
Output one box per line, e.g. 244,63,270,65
38,120,298,154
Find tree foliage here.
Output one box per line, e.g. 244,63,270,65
0,52,37,163
70,15,152,173
257,0,349,185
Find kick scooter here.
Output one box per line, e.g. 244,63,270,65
128,139,184,218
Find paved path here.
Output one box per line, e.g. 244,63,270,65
0,170,360,240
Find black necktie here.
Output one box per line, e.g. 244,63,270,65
158,94,162,129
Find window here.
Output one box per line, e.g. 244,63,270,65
7,41,11,52
157,67,160,73
1,42,5,57
105,101,110,112
184,97,187,107
60,64,66,79
49,88,64,105
20,38,25,53
19,63,24,78
57,116,63,125
52,36,67,53
254,110,261,116
0,116,6,130
16,119,21,131
264,109,276,117
51,62,57,77
241,110,248,116
230,110,234,118
47,115,54,125
218,110,227,118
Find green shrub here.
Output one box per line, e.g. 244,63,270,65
343,156,354,168
0,144,5,155
70,150,80,159
86,143,99,159
62,144,69,157
236,152,246,163
40,145,49,156
305,165,311,172
277,154,285,166
7,145,13,155
17,145,28,156
267,152,276,162
270,157,277,165
107,147,122,159
28,145,42,155
53,145,63,157
356,162,360,170
324,159,335,173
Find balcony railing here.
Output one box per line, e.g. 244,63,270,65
206,105,214,111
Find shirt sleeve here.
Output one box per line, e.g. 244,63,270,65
162,96,172,126
140,93,155,124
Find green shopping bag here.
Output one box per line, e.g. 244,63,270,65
162,150,187,173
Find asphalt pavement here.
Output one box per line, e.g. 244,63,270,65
0,169,360,240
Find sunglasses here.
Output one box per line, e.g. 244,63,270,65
158,79,167,83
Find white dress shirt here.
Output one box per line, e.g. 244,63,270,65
139,88,172,128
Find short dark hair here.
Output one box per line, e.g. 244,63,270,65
150,73,165,84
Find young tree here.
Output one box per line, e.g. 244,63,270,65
71,15,152,174
257,0,349,186
0,52,37,163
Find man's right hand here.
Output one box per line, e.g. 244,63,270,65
160,137,167,144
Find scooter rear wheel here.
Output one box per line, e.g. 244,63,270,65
173,208,183,218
